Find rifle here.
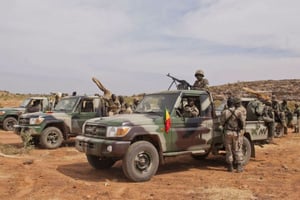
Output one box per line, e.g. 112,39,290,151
167,73,192,90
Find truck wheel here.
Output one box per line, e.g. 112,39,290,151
122,141,159,182
242,136,251,165
86,155,116,169
39,127,63,149
3,117,17,131
274,123,284,138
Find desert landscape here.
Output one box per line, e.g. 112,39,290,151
1,80,300,200
1,129,300,200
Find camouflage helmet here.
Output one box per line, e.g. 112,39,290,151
265,100,272,106
195,69,204,77
233,97,241,105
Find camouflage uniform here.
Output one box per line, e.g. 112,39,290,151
192,69,209,90
132,98,140,111
294,104,300,133
183,99,199,117
220,98,246,172
262,101,275,142
183,104,199,118
108,94,121,116
118,96,127,114
280,100,290,134
193,79,209,90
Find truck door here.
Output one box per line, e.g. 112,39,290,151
171,93,214,152
71,98,98,134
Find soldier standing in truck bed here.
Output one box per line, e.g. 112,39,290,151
108,94,121,116
192,69,209,90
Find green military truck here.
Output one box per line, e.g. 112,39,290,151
75,90,269,182
0,97,51,131
14,95,107,149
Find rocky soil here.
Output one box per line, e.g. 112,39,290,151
1,130,300,200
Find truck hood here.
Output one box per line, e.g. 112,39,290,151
86,113,162,126
21,112,72,127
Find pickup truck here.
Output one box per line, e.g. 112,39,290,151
75,90,268,182
0,97,51,131
14,95,107,149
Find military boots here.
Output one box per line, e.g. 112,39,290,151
227,163,234,172
237,164,243,173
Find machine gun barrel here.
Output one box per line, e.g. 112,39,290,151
242,87,270,101
92,77,112,99
167,73,192,90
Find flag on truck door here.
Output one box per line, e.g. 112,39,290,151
164,109,171,133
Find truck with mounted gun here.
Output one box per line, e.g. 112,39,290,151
75,89,269,182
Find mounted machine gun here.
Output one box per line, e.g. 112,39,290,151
167,73,192,90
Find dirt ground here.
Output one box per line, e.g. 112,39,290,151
0,130,300,200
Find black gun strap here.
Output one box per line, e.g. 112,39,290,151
224,108,235,126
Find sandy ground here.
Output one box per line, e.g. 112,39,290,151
0,129,300,200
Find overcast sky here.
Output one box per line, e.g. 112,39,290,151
1,0,299,95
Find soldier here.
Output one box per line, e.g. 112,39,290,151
183,99,199,117
220,97,246,173
132,97,140,111
272,95,281,122
108,94,121,116
294,104,300,133
123,103,133,114
118,96,126,114
192,69,209,90
27,100,41,113
262,100,275,143
280,100,290,134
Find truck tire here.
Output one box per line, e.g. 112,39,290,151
86,155,116,169
242,136,251,165
122,141,159,182
274,123,284,138
3,117,17,131
39,127,63,149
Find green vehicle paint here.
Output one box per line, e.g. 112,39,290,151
0,97,50,131
14,95,107,149
75,90,269,182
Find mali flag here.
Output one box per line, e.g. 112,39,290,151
164,109,171,133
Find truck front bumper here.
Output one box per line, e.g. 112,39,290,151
13,125,41,136
75,135,131,158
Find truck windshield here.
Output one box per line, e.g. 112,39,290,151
20,98,32,108
135,93,178,115
54,98,78,112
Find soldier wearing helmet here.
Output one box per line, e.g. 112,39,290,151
262,100,275,143
192,69,209,90
220,96,246,173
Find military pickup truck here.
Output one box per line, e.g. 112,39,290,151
14,95,107,149
0,97,51,131
75,90,269,182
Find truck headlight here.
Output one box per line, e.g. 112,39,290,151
29,117,44,125
0,111,6,115
107,126,131,137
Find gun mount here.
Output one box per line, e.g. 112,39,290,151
167,73,192,90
